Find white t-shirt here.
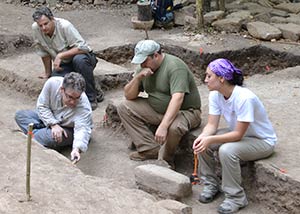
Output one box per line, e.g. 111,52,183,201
209,86,277,146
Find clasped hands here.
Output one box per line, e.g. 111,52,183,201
192,135,212,154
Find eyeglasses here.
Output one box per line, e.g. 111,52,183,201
64,89,81,101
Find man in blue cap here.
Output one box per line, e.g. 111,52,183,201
117,40,202,169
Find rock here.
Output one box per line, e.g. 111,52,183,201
204,10,225,24
270,16,288,24
270,9,289,18
184,15,197,30
135,164,192,200
254,12,272,23
247,21,282,40
274,3,300,14
156,200,192,214
273,23,300,41
286,14,300,25
242,2,272,15
183,4,196,17
226,10,253,21
94,0,106,5
131,16,154,30
174,10,186,26
212,17,243,33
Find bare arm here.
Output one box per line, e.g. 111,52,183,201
124,68,153,100
193,116,250,153
41,55,52,79
198,114,220,137
155,92,184,144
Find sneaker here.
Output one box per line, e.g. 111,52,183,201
129,149,158,161
96,90,104,103
217,200,248,214
198,183,219,203
90,101,98,111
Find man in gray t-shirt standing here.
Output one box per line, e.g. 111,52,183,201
31,6,100,110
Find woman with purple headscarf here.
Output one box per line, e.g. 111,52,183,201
193,58,277,214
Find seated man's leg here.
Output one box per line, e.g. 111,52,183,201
72,53,98,103
117,98,162,159
33,127,74,149
15,110,41,134
51,63,73,77
159,108,201,164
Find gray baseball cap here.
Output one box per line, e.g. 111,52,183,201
131,40,160,64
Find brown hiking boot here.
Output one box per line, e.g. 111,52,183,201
129,149,158,161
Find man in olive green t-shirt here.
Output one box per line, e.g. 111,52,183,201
117,40,202,169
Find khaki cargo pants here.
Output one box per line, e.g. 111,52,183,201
117,97,202,162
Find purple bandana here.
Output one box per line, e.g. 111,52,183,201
208,58,242,80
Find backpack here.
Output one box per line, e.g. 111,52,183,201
151,0,174,27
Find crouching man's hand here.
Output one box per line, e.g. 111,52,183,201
71,148,81,164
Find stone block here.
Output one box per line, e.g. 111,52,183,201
131,16,154,30
212,17,242,33
247,21,282,40
204,10,225,24
274,3,300,14
156,199,192,214
273,23,300,41
135,164,192,199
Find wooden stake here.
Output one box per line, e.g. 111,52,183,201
26,123,34,201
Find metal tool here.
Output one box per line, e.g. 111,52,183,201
270,163,286,174
190,153,201,185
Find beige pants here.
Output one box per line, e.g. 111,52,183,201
117,97,202,162
199,128,275,206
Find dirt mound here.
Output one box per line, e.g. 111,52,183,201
0,34,33,57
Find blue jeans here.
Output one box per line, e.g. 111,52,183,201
51,52,98,103
15,110,74,149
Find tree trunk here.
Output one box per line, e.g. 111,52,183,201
196,0,204,29
137,1,153,21
219,0,225,11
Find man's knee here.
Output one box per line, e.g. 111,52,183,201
15,110,26,123
169,121,189,137
72,53,96,71
117,101,130,117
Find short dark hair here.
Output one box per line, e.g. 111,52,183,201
32,6,54,22
63,72,86,93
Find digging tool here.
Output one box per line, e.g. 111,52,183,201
270,163,286,174
26,123,34,201
190,153,201,185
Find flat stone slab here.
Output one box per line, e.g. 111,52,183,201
212,17,243,33
274,3,300,14
94,58,132,75
135,164,192,199
156,199,192,214
247,21,282,40
273,23,300,41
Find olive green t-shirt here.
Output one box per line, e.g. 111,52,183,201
137,54,201,114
